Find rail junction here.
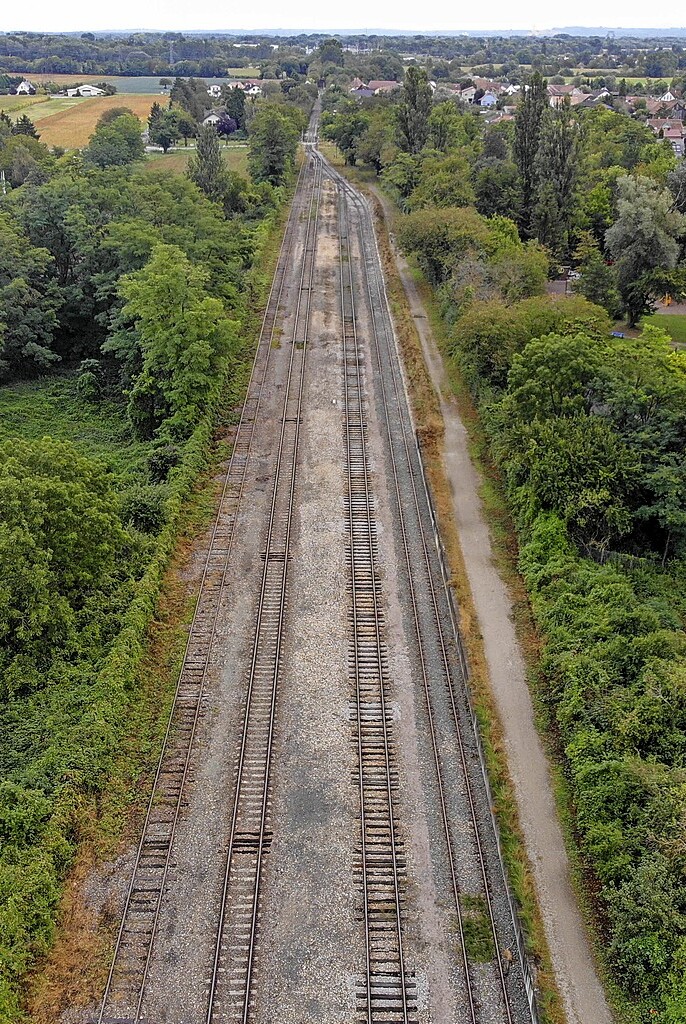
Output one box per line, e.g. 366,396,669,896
94,107,537,1024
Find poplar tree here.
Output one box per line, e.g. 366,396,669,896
514,72,548,234
397,66,433,154
187,123,227,202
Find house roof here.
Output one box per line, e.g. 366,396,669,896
368,80,399,91
547,84,575,96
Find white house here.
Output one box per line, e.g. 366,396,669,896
480,91,498,107
66,85,105,98
246,85,262,96
202,112,222,126
13,80,36,95
206,84,222,99
660,90,677,103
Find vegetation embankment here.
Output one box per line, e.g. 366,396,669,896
0,90,307,1022
321,66,686,1024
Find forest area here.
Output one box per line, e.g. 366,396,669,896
321,58,686,1024
0,79,308,1020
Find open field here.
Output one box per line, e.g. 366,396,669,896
0,93,43,114
644,312,686,346
33,93,158,148
145,143,250,178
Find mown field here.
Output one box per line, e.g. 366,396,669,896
32,94,157,147
145,144,249,178
0,94,44,114
644,312,686,345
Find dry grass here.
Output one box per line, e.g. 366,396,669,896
35,94,157,149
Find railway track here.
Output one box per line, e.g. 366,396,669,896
329,159,533,1024
96,147,320,1024
339,190,417,1024
204,150,323,1024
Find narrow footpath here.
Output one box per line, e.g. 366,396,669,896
373,190,614,1024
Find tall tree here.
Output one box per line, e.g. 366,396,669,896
187,123,228,203
85,112,145,168
222,86,246,130
396,66,433,155
532,102,581,259
248,106,298,186
514,72,548,234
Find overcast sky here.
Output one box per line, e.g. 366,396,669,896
3,0,685,35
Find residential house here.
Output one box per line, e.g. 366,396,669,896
202,111,222,126
368,80,400,95
472,78,503,95
459,85,477,103
547,83,576,106
479,91,498,107
659,90,677,102
663,127,685,157
13,80,36,95
207,84,223,99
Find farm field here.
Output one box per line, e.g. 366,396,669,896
0,94,43,114
33,93,158,147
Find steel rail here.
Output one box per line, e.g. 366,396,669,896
96,155,311,1024
331,162,517,1023
206,149,324,1024
338,188,411,1024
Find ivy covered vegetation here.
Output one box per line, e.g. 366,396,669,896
0,98,303,1019
323,69,686,1021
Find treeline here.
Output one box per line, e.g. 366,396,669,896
326,70,686,1021
0,96,304,1017
4,30,686,83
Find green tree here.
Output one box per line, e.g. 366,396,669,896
248,106,298,186
85,111,145,168
187,123,228,203
11,114,40,139
572,233,621,316
533,102,581,259
118,244,236,437
514,71,548,233
149,109,181,153
316,38,344,67
222,86,246,130
396,66,433,154
0,437,125,698
0,214,59,378
605,175,684,324
407,153,475,210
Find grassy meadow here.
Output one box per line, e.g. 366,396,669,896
144,143,249,177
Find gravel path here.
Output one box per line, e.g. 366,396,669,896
370,188,614,1024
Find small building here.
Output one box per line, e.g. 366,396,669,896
202,111,222,126
480,91,498,107
459,86,477,103
66,84,105,98
663,127,685,157
207,84,222,99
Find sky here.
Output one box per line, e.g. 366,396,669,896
3,0,686,34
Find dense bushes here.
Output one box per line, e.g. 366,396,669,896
400,188,686,1021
